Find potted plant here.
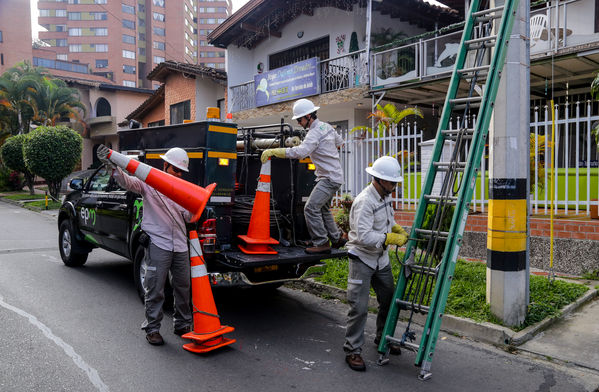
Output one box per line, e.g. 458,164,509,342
334,193,353,236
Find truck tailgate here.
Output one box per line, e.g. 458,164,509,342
219,246,347,268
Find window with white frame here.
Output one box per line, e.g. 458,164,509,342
153,27,165,36
123,64,136,74
69,44,82,52
56,54,68,61
122,4,135,14
153,56,165,64
93,44,108,52
69,28,81,36
122,19,135,29
153,41,165,50
152,12,165,22
123,80,136,87
122,34,135,44
123,49,136,59
91,28,107,36
152,0,164,7
55,9,67,17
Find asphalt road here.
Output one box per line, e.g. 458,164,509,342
0,200,595,392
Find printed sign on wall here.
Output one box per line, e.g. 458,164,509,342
254,57,320,107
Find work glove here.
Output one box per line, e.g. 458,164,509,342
260,148,287,164
385,232,408,247
97,144,115,169
392,224,409,237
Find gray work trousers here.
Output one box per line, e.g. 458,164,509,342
343,257,395,355
141,242,192,334
304,178,342,246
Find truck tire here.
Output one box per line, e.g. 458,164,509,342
133,246,146,303
59,220,88,267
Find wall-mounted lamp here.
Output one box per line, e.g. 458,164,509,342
297,31,304,38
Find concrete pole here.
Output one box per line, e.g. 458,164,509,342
486,0,530,326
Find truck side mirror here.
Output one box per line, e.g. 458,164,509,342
69,178,84,191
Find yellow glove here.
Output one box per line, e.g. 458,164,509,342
385,232,407,247
260,148,287,164
392,224,408,237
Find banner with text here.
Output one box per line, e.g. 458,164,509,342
254,57,320,107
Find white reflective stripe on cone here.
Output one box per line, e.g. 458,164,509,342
191,264,208,278
134,163,152,181
260,160,271,175
109,150,130,169
189,237,202,258
257,181,270,193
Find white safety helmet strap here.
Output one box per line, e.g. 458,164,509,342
160,147,189,172
365,156,403,182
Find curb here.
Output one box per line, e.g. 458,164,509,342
0,197,59,218
288,278,598,347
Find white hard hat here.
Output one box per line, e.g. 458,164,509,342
160,147,189,172
292,98,320,120
365,156,403,182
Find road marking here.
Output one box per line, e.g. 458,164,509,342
0,247,57,255
0,295,109,392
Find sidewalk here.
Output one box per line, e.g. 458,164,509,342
290,276,599,377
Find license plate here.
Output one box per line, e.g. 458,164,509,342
254,265,278,273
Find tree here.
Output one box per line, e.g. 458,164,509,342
0,61,45,134
28,77,86,126
23,125,82,199
0,134,35,194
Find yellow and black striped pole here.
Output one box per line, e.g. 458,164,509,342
486,0,529,327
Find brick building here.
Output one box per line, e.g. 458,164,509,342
0,0,33,74
35,0,231,89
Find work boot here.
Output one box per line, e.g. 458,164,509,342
331,236,347,249
146,331,164,346
345,353,366,371
374,338,401,356
305,244,331,254
174,325,192,336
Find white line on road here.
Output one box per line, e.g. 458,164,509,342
0,295,109,392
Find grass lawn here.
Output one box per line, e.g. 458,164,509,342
308,252,589,332
2,193,47,201
23,200,61,210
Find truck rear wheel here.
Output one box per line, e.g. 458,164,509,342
59,220,88,267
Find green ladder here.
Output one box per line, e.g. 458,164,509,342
377,0,520,380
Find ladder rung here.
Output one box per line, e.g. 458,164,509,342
424,194,458,202
397,299,430,314
433,161,467,172
465,35,497,46
469,42,496,50
425,199,457,206
458,65,490,75
453,102,481,111
415,228,450,239
410,264,439,276
441,128,475,136
474,13,503,23
471,5,504,18
450,96,482,105
386,336,419,352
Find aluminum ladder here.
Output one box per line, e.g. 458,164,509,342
376,0,520,380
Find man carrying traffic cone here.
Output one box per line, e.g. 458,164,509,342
97,144,194,346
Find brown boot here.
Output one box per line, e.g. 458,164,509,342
331,236,347,249
305,244,331,254
345,353,366,371
146,331,164,345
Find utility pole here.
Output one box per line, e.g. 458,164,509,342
487,0,530,326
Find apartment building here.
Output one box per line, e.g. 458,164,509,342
36,0,231,89
197,0,230,70
0,0,33,74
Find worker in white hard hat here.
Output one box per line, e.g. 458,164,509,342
261,98,345,254
343,155,409,371
97,145,193,346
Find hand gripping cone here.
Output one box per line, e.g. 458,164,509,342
237,159,279,254
105,148,215,222
182,230,235,353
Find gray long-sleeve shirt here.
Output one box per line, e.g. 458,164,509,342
113,167,192,252
346,184,396,270
285,119,344,185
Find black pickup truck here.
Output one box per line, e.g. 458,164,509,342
57,120,346,299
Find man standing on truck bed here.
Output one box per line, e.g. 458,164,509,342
343,156,408,371
261,98,345,254
97,144,193,346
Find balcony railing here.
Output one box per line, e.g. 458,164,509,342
530,0,599,55
229,80,256,113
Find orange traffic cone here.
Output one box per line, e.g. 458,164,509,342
106,148,216,222
237,159,279,254
182,230,235,353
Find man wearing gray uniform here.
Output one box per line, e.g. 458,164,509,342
97,145,193,346
261,98,345,254
343,156,409,371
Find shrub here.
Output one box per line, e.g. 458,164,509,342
23,125,82,199
0,134,35,194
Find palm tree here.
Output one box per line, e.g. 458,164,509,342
0,61,44,134
28,77,86,126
